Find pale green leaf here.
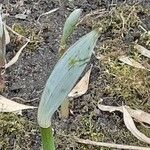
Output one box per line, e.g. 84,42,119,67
38,29,99,128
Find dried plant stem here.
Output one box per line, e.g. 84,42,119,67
60,99,69,118
40,127,55,150
59,43,69,119
74,137,150,150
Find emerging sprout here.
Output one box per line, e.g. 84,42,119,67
59,9,82,118
59,9,82,55
38,29,99,128
38,29,100,150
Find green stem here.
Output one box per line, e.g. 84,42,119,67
40,126,55,150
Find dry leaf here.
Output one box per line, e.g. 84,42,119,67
0,95,36,112
123,106,150,144
15,14,27,20
5,41,29,69
98,104,150,145
68,66,92,98
119,56,146,70
98,104,150,125
0,15,6,68
135,44,150,58
4,25,10,44
74,136,150,150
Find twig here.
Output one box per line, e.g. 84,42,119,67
37,8,59,23
74,137,150,150
11,97,38,103
139,25,147,33
120,11,125,30
76,9,107,26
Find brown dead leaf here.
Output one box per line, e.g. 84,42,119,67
119,56,146,70
68,66,92,98
135,44,150,58
0,95,36,112
123,106,150,144
98,104,150,125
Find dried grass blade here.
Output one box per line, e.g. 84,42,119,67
4,25,10,44
119,56,146,69
5,41,29,69
74,137,150,150
37,8,59,22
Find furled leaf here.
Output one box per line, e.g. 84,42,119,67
135,44,150,58
59,9,82,54
38,29,99,128
0,95,36,112
123,106,150,144
68,66,92,98
119,56,146,70
98,104,150,125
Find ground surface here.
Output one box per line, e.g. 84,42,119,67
0,0,150,150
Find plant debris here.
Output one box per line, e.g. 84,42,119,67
0,95,36,113
118,56,147,70
123,106,150,144
68,66,92,98
15,14,27,20
98,104,150,125
74,136,150,150
135,44,150,58
5,41,29,69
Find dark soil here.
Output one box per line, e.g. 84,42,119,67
1,0,150,150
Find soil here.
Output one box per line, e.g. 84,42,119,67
0,0,150,150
